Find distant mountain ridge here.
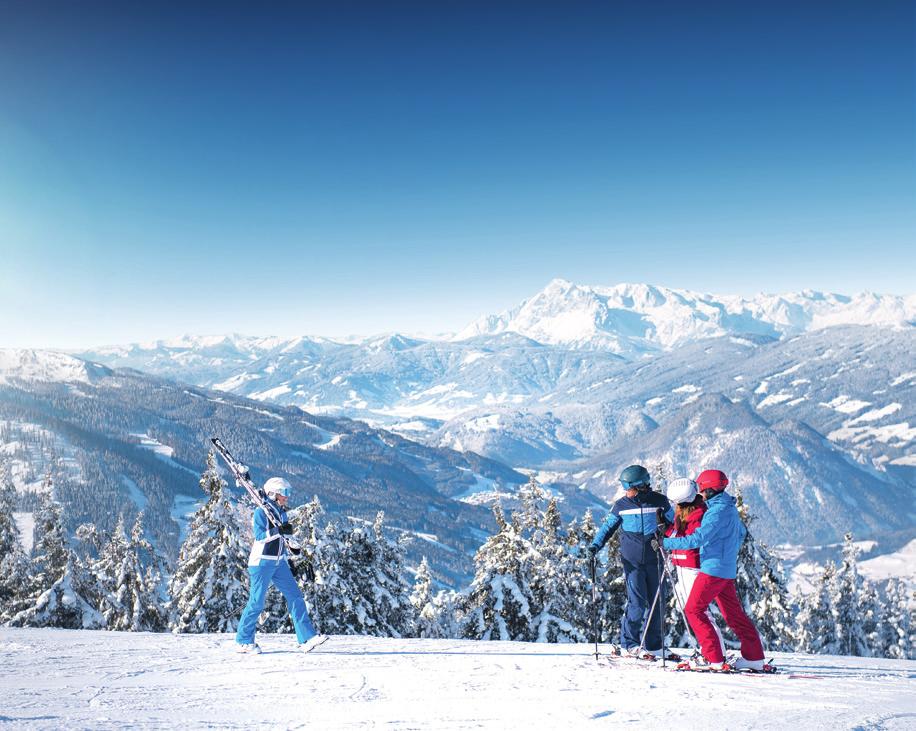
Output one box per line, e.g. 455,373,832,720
456,280,916,354
1,349,609,587
66,281,916,547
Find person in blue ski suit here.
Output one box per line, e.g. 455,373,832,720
589,465,673,655
236,476,322,654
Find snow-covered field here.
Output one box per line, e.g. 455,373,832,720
1,630,914,730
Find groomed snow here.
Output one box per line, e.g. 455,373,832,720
1,630,915,730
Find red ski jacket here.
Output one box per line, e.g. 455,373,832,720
664,505,706,569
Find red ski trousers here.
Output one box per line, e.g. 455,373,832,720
684,572,764,663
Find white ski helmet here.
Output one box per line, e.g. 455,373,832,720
263,476,292,498
667,477,698,504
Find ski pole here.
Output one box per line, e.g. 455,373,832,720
637,567,664,657
589,554,599,661
656,537,697,649
659,544,666,669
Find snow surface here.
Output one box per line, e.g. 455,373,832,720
1,630,915,730
859,539,916,587
12,512,34,554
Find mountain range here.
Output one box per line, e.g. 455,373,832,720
1,350,609,587
6,280,913,556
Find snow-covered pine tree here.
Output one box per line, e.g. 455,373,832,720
427,589,462,639
734,489,795,650
831,532,871,657
83,513,167,631
879,579,913,660
305,506,415,637
859,579,882,657
168,452,249,633
0,470,32,622
368,512,416,636
8,483,101,629
411,556,447,639
589,515,627,644
460,504,537,641
795,561,837,654
528,497,587,643
649,461,670,496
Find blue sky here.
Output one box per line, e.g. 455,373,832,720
1,1,913,348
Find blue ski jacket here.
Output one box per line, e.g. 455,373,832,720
663,491,745,579
591,490,673,566
247,498,289,567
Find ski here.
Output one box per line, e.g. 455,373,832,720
674,660,781,675
603,645,683,663
210,437,293,551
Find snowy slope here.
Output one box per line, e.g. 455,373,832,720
1,629,915,730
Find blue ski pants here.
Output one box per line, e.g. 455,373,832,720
236,560,317,645
621,558,663,651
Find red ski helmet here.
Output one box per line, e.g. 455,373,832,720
696,469,729,492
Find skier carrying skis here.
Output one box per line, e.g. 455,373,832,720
663,469,765,671
236,477,326,654
664,477,724,658
589,464,673,657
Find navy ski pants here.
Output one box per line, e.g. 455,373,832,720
621,558,663,651
236,560,316,645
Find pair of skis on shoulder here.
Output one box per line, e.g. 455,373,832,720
210,437,314,580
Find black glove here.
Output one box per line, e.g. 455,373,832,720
279,522,294,535
587,545,598,558
302,557,316,582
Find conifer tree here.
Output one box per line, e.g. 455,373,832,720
8,482,101,629
528,499,588,643
0,472,31,622
83,513,167,631
796,562,837,654
649,461,670,496
880,579,913,660
305,506,415,637
575,507,626,644
831,533,870,657
460,505,537,641
859,579,882,656
410,557,445,639
168,452,249,633
428,589,462,639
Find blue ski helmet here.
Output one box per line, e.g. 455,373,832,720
619,464,651,489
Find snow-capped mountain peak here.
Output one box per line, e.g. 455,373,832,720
454,280,914,354
0,349,108,385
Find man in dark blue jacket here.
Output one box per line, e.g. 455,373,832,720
589,464,673,655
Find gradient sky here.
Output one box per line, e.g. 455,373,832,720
1,1,914,348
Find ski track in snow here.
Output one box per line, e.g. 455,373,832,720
1,630,915,730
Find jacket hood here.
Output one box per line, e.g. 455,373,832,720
706,491,736,509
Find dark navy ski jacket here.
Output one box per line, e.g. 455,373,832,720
591,490,673,566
